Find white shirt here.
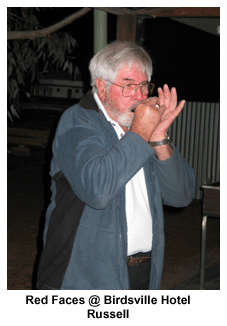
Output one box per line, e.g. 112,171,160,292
94,92,152,255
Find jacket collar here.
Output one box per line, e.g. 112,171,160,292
79,90,99,113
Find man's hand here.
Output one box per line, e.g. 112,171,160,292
130,97,166,142
130,84,185,161
149,84,185,142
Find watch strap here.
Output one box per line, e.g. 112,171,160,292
148,135,171,147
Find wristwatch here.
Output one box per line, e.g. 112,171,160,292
148,134,171,147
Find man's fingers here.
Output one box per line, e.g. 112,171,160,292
157,87,164,106
158,84,174,108
163,84,171,107
172,100,185,118
169,87,178,110
158,104,166,114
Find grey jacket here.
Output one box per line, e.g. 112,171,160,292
37,90,195,290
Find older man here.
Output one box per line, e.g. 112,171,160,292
37,41,195,290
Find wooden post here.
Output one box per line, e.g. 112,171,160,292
116,15,137,42
94,9,107,54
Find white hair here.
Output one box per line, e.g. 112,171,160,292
89,41,153,92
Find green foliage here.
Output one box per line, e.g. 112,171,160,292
7,8,79,119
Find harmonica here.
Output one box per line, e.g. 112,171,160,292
131,104,159,113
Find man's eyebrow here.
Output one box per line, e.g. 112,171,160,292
123,78,148,83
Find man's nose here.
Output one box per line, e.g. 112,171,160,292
133,86,147,101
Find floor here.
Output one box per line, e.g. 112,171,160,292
7,154,220,290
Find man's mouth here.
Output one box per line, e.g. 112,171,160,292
130,102,140,113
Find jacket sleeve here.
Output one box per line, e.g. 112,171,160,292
152,144,196,207
52,106,154,209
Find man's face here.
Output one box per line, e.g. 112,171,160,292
100,64,148,129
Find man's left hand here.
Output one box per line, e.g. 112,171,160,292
149,84,185,142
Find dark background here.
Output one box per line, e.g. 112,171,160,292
142,17,220,102
39,8,220,102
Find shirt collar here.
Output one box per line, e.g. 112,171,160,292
93,92,117,124
93,92,125,138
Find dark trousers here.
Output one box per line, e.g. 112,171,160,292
127,252,151,290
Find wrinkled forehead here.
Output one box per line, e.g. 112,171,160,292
115,62,149,83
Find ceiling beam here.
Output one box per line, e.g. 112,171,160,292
93,7,220,18
144,7,220,18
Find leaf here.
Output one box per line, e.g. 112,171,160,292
10,104,20,118
16,68,25,86
37,38,46,52
22,40,31,57
8,51,13,60
47,49,56,59
8,63,13,76
7,110,13,122
8,53,16,67
63,61,68,71
25,48,32,61
43,60,49,72
31,69,36,82
13,86,18,98
36,50,43,60
11,79,18,89
68,62,73,75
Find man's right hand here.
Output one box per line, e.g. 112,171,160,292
130,97,166,142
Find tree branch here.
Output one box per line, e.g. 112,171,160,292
7,7,91,40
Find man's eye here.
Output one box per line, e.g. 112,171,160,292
125,84,136,89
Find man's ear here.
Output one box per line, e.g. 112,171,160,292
96,78,107,104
